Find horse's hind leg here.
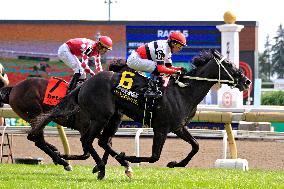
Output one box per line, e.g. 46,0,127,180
45,142,63,157
27,131,72,171
167,126,199,168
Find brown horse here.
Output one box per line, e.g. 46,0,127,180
0,76,131,174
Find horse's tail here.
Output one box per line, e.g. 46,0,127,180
29,87,81,134
0,86,13,104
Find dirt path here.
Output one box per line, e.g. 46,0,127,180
5,135,284,170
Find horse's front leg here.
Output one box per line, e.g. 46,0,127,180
45,142,63,157
60,153,90,160
59,136,90,160
167,126,199,168
82,119,107,180
119,127,168,164
97,112,133,178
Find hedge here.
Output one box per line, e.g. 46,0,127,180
261,91,284,105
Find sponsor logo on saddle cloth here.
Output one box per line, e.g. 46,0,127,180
43,77,68,106
113,71,142,106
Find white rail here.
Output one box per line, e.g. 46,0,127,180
1,126,284,163
1,106,284,163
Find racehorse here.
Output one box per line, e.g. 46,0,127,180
32,49,251,179
0,76,132,175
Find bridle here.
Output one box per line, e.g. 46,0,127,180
175,56,237,88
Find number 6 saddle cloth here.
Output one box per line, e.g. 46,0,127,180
112,70,165,109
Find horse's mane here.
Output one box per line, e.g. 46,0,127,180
191,49,214,68
108,58,128,72
108,51,217,78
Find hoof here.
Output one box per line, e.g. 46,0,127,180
93,166,99,173
97,171,105,180
93,163,105,179
64,165,73,171
167,161,177,168
125,166,133,178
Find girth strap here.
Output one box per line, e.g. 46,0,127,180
142,98,155,127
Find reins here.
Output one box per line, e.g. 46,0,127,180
175,56,236,87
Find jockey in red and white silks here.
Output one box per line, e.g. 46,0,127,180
126,31,187,98
58,36,112,93
127,31,186,76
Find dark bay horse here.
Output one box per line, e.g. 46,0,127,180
0,78,87,171
0,77,132,175
32,49,251,179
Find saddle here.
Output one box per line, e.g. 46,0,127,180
112,71,162,127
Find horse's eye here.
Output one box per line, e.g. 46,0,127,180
236,69,242,74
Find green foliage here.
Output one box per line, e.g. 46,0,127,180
262,91,284,105
0,164,284,189
271,25,284,78
261,82,274,88
259,24,284,79
259,35,273,81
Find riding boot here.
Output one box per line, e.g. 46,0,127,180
67,73,81,94
144,75,162,99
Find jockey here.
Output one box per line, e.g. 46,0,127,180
58,36,113,93
126,31,187,98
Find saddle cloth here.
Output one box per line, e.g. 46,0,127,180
43,77,68,106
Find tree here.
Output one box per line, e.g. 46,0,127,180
259,35,272,81
271,24,284,78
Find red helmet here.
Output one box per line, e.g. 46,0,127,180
168,31,187,46
99,36,113,50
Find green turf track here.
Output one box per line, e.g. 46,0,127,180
0,164,284,189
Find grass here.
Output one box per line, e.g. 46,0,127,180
0,164,284,189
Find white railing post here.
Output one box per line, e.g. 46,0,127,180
222,130,228,159
135,128,143,167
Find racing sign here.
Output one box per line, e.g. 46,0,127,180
126,25,221,63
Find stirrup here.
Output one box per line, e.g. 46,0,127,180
77,79,85,87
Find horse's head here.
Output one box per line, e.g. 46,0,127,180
186,49,251,91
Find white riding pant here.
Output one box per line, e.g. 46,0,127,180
126,51,156,73
58,43,86,79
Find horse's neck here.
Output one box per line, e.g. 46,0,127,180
188,80,215,106
185,60,219,106
168,78,214,108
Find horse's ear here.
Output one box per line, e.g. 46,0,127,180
211,49,222,59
